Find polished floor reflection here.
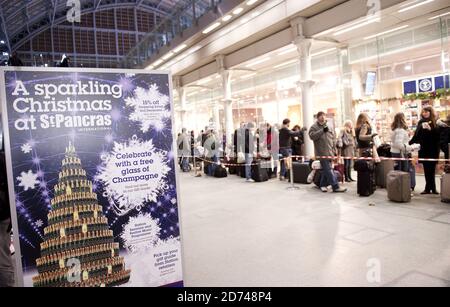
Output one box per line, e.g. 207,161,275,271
179,172,450,287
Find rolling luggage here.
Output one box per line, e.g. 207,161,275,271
334,164,345,183
251,161,269,182
375,160,395,188
354,160,376,197
227,159,237,175
441,173,450,203
214,165,228,178
287,162,311,184
387,171,411,203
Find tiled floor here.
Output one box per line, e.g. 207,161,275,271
178,171,450,287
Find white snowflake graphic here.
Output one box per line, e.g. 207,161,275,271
125,85,170,133
97,136,171,216
17,170,39,191
35,220,44,228
121,214,161,253
171,198,177,205
21,143,32,154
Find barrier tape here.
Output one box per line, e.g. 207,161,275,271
190,155,450,168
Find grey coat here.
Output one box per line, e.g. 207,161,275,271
309,121,337,158
340,130,356,157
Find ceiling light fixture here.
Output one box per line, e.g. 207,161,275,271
334,17,380,36
233,7,244,15
278,46,297,56
222,15,232,22
311,48,336,57
274,59,298,69
153,59,163,67
398,0,434,13
173,44,187,53
245,57,271,67
203,22,221,34
241,73,257,79
246,0,259,5
429,11,450,20
162,52,174,60
364,25,409,40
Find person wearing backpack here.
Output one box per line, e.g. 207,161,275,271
0,148,14,287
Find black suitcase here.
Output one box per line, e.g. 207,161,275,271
287,162,311,184
214,166,228,178
251,161,269,182
238,164,246,178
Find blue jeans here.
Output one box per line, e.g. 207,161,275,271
208,155,219,176
391,153,409,172
320,159,339,191
181,156,190,171
280,148,292,178
245,154,253,180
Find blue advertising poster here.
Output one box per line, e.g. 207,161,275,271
0,68,183,287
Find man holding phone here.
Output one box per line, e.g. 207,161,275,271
309,112,347,193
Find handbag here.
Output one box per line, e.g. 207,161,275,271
237,152,245,164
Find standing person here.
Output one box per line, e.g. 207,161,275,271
7,52,23,67
243,122,256,182
197,130,204,144
439,115,450,164
0,148,14,287
279,119,302,181
390,113,414,172
410,106,441,194
291,125,304,160
355,113,380,161
267,123,279,178
177,129,190,172
309,112,347,193
60,56,70,67
339,120,356,182
190,131,195,158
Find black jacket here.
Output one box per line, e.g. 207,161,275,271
0,151,10,221
410,119,441,159
291,132,304,156
279,127,301,149
440,124,450,160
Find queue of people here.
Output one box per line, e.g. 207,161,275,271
178,105,449,199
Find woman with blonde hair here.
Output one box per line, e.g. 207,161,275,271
338,120,356,182
355,113,380,161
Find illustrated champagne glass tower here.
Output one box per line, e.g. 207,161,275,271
32,142,131,287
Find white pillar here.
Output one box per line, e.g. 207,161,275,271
174,77,187,131
294,37,315,158
212,101,221,133
338,46,353,127
216,55,234,147
222,70,234,147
